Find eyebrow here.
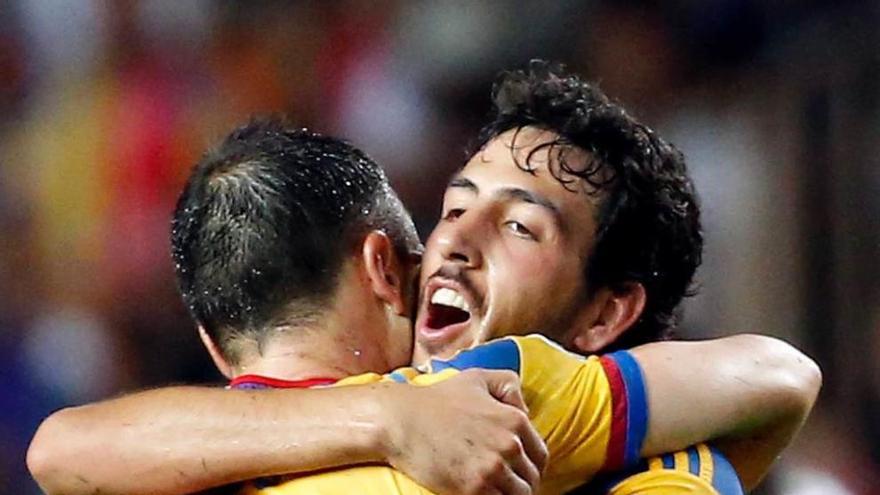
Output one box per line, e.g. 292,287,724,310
499,187,563,223
447,175,477,192
447,175,563,226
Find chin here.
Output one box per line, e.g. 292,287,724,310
423,342,461,361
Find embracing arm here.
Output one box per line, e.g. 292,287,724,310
28,384,395,495
28,370,546,495
633,334,822,491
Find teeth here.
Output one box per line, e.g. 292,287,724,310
431,287,470,312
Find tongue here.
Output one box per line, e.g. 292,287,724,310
426,304,470,329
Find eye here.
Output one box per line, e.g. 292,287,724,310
504,221,536,240
443,208,465,221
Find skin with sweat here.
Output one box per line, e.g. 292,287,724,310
414,127,602,364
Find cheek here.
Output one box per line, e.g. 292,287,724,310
496,243,565,279
489,246,564,306
497,246,579,299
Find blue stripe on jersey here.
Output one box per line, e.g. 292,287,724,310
686,447,700,476
661,453,675,469
607,350,648,466
429,338,522,374
709,447,745,495
388,371,408,383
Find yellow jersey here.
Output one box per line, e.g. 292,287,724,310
234,335,742,495
574,443,743,494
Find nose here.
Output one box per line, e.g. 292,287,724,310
433,212,484,268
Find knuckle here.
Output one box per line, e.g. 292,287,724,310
484,455,507,477
500,369,519,382
506,408,530,429
500,436,523,457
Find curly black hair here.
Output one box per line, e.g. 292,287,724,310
473,60,703,349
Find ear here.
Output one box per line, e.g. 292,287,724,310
569,282,646,354
361,230,408,315
198,325,234,379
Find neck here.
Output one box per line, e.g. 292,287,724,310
232,316,374,381
231,265,392,381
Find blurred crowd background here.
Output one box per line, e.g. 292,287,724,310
2,1,879,493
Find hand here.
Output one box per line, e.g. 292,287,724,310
380,369,548,495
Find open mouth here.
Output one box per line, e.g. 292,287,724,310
425,287,471,330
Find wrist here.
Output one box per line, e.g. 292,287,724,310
354,382,405,465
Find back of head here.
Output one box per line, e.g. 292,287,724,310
171,117,420,363
475,60,703,348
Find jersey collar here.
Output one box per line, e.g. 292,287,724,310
229,374,338,389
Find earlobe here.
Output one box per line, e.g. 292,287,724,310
198,326,233,379
570,283,647,354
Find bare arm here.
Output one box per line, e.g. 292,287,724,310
28,370,547,495
28,384,392,495
633,334,822,491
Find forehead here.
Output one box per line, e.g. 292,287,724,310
453,127,598,225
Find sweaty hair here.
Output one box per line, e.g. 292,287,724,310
172,117,421,362
473,60,703,349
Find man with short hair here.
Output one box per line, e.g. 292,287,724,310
29,63,820,495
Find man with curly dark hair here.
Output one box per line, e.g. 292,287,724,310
489,61,701,350
28,63,819,495
414,60,702,366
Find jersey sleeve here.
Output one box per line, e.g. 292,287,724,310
573,444,745,495
425,335,649,493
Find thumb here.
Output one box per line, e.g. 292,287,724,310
479,369,528,414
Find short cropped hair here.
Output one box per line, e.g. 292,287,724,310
171,117,421,361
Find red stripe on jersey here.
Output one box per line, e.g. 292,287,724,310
230,375,338,389
599,355,628,471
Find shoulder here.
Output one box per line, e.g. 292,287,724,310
428,337,525,373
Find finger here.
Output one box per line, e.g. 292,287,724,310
505,442,542,493
516,417,549,475
481,370,528,413
491,463,533,495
